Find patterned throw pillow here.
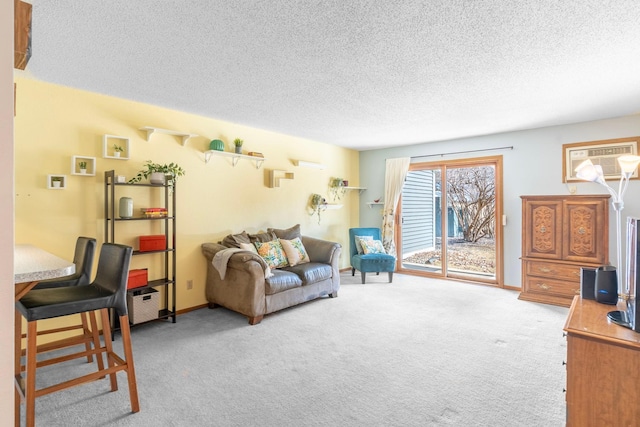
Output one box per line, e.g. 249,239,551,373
254,240,289,269
360,239,386,254
279,237,310,266
354,235,374,254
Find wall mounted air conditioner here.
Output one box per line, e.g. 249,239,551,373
564,140,638,182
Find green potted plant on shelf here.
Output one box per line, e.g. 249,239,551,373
128,160,185,186
51,176,63,188
79,161,87,174
233,138,244,154
309,193,327,224
113,144,124,157
329,177,346,201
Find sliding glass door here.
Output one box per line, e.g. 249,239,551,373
399,156,503,285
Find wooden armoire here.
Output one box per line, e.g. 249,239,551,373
520,195,609,307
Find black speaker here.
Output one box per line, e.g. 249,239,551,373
580,267,596,300
595,266,618,305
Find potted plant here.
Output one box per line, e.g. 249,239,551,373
51,176,63,188
309,193,327,224
113,144,124,157
128,160,185,185
233,138,243,154
79,161,87,174
329,177,346,200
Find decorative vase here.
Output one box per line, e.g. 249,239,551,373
595,265,618,305
235,146,242,154
114,152,121,158
119,197,133,218
80,169,87,174
52,181,61,188
209,139,225,151
150,172,165,185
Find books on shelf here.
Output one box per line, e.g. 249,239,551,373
141,208,168,218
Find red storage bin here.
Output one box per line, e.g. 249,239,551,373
127,268,148,289
139,235,166,252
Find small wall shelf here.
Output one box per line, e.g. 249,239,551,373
366,202,384,208
103,135,130,159
345,186,367,194
71,156,96,176
140,126,198,145
293,160,326,169
47,174,67,189
269,170,294,188
204,150,265,169
324,204,343,210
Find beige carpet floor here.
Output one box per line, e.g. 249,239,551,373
22,272,569,426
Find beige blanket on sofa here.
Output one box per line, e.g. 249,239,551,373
212,248,272,280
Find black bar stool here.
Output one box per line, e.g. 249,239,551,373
15,243,140,427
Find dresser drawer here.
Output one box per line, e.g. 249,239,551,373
523,275,580,298
525,260,581,281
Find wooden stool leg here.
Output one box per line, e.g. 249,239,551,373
88,311,104,372
99,309,118,392
80,312,94,363
15,310,22,427
119,314,140,413
25,321,38,427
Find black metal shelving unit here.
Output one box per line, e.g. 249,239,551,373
104,170,177,327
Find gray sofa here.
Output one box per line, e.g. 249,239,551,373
201,226,341,325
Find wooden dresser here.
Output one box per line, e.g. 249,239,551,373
564,297,640,426
520,195,609,307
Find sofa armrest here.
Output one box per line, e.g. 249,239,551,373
301,236,341,265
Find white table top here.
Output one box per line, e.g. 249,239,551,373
14,244,75,284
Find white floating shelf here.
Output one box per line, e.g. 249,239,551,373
324,204,343,210
47,174,67,189
366,202,384,208
345,186,367,194
103,134,130,159
204,150,265,169
293,160,326,169
269,169,294,188
140,126,198,145
71,156,96,176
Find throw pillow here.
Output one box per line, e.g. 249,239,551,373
254,240,289,269
221,231,251,248
279,237,310,266
354,235,374,254
360,239,386,254
268,224,301,240
249,231,277,244
239,242,258,254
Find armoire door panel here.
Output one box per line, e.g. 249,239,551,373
523,200,563,259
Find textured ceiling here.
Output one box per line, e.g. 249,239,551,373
24,1,640,150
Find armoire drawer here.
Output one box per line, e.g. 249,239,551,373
524,260,581,282
523,275,580,298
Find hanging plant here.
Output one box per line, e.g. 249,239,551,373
329,177,346,201
309,193,327,224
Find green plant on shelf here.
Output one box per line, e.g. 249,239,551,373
113,144,124,152
128,160,185,185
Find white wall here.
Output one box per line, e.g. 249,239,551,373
1,0,15,420
359,115,640,287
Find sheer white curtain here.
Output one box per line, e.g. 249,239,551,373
382,157,410,257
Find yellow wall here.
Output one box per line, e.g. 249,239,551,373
14,77,360,313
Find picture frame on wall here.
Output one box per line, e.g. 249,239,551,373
562,137,640,182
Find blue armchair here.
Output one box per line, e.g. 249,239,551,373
349,227,396,284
